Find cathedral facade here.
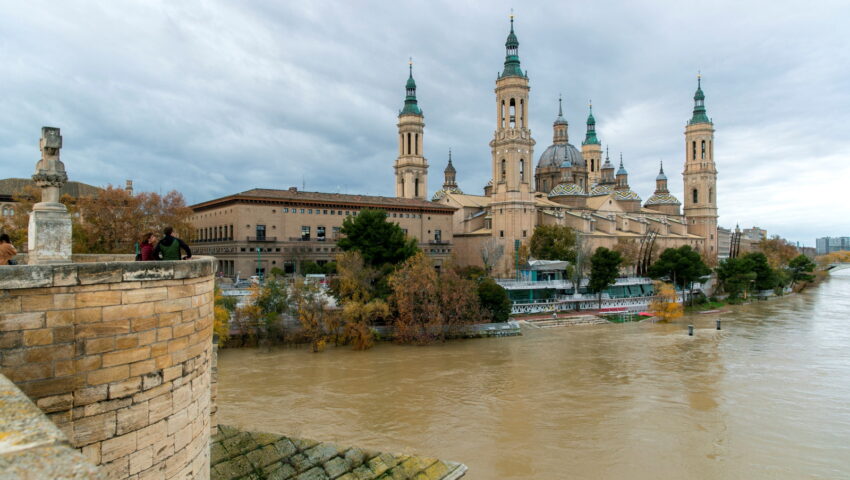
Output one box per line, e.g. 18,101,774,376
400,18,719,275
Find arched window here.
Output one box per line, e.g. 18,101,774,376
709,140,712,160
415,178,420,197
415,134,419,156
501,159,506,181
701,140,706,159
709,187,714,203
400,178,405,195
509,99,516,128
520,99,525,127
692,188,699,203
591,159,595,172
399,134,403,155
407,133,411,155
501,100,505,128
543,179,548,192
692,141,696,161
519,159,525,181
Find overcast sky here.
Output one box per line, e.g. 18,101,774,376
2,1,848,245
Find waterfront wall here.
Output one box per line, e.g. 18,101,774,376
0,256,216,479
211,425,467,480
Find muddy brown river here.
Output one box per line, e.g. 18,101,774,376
217,272,850,479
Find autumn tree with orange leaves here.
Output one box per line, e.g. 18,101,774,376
649,281,683,322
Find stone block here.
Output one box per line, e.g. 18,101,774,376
87,365,130,386
81,442,101,465
0,312,45,331
109,376,142,399
102,346,151,368
173,321,195,339
131,315,159,333
323,456,352,479
82,397,131,417
148,392,172,423
52,264,78,286
123,287,168,304
23,327,53,346
103,302,156,322
74,384,108,406
297,466,331,480
136,419,167,450
25,343,74,363
0,265,53,289
77,320,130,338
21,294,54,312
75,307,103,324
20,375,83,399
155,297,192,314
7,363,53,382
53,293,76,309
142,372,162,390
73,411,117,445
0,295,22,314
131,359,158,377
167,284,196,299
214,456,253,479
45,309,74,327
306,443,341,467
129,445,154,475
86,337,116,355
163,365,182,382
157,312,181,327
75,355,103,374
101,430,137,463
78,263,123,285
53,325,74,342
54,359,74,377
274,438,298,460
36,393,74,413
75,290,123,308
0,331,22,349
116,334,139,350
117,400,150,435
123,264,175,282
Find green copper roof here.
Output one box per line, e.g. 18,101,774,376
689,76,710,125
500,17,525,78
400,62,422,116
582,103,600,145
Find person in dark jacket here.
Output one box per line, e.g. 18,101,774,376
155,226,191,260
139,232,159,261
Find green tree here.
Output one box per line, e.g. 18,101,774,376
477,277,512,322
338,209,418,267
788,254,816,287
589,247,622,308
528,225,577,262
647,245,711,305
742,252,778,291
715,257,757,300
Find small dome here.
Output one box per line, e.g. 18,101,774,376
537,143,584,169
656,171,667,181
645,193,680,206
614,190,641,201
432,187,463,202
549,183,586,198
589,184,613,196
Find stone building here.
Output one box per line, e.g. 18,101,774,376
0,177,102,219
426,18,716,273
189,188,454,277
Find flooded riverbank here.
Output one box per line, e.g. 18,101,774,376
217,272,850,479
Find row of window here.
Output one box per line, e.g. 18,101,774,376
279,207,423,219
1,206,15,216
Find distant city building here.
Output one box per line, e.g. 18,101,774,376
0,177,102,218
816,236,850,255
717,226,731,260
741,226,767,243
189,188,454,277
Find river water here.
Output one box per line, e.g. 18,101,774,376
217,272,850,479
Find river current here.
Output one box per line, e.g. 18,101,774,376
217,272,850,479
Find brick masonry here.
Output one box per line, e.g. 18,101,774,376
0,256,217,480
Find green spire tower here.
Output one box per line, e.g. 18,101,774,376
683,73,718,263
395,59,428,200
581,101,603,184
500,16,525,78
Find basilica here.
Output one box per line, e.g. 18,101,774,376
396,17,719,273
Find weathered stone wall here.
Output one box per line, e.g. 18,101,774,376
210,426,467,480
0,257,216,480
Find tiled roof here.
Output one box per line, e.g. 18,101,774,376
192,188,455,212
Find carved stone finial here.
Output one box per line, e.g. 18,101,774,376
28,126,72,264
32,127,68,205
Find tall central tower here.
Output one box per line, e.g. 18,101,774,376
490,16,535,274
395,61,428,200
683,75,718,261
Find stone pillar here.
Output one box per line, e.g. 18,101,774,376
28,126,72,265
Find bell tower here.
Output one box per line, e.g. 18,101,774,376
490,15,536,274
582,102,603,186
395,60,428,200
683,74,718,261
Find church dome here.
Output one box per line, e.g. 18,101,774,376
432,186,463,202
613,189,641,201
589,183,613,196
645,192,680,205
537,143,584,169
548,182,586,198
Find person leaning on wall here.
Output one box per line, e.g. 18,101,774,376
155,226,192,260
0,233,17,265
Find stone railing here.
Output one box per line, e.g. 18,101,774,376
0,255,217,480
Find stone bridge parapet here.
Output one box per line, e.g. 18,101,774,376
0,255,217,479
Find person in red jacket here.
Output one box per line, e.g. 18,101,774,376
139,232,159,261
